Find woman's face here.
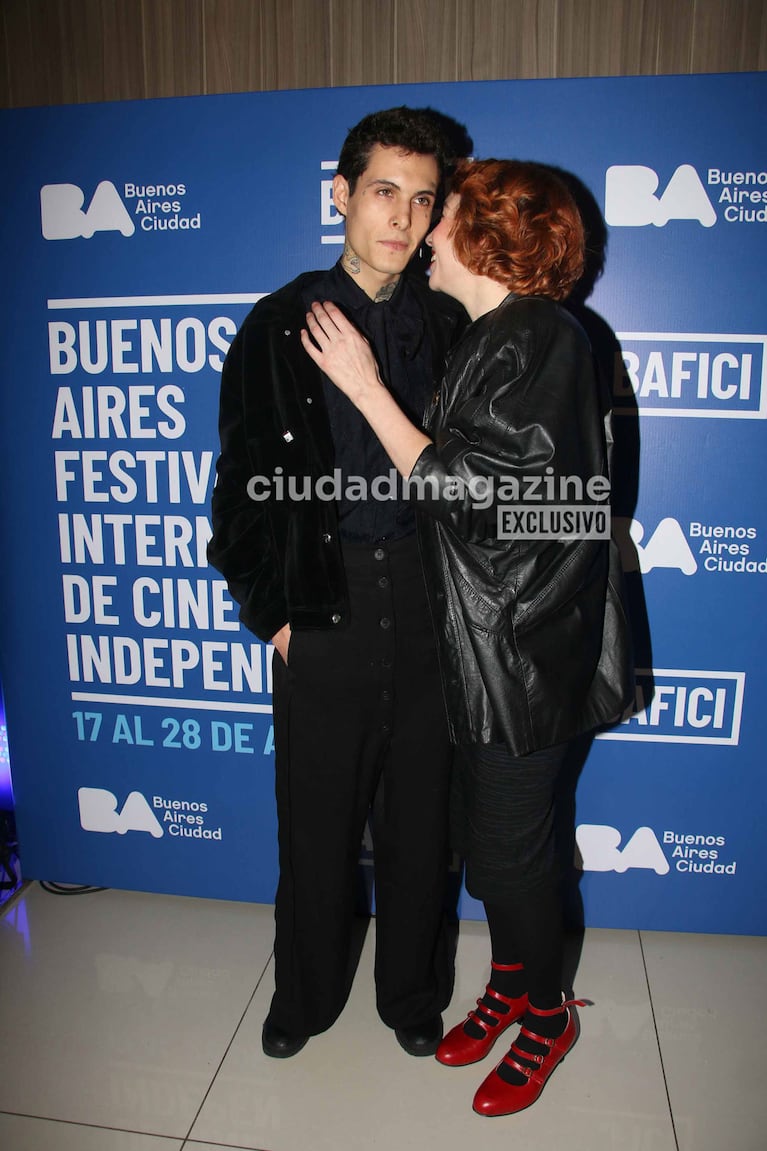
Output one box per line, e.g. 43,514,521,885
426,193,473,301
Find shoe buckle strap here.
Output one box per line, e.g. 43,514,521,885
485,985,524,1009
527,997,586,1017
469,1000,505,1029
510,1041,545,1065
517,1025,555,1048
490,960,524,972
502,1054,536,1079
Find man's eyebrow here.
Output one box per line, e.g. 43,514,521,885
365,178,437,196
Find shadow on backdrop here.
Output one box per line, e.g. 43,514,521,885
549,167,655,969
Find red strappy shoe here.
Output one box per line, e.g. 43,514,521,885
472,998,586,1115
435,962,528,1067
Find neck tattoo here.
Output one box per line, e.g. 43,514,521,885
342,242,361,275
374,281,398,303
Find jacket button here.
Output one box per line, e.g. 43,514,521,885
379,617,392,630
373,547,386,561
331,613,342,624
322,532,332,543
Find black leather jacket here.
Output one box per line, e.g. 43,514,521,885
207,269,465,641
410,293,634,754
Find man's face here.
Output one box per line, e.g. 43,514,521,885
333,144,439,298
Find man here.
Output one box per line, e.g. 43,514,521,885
208,107,468,1059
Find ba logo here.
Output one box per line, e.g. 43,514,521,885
605,164,716,228
40,181,135,240
576,824,670,875
614,516,697,575
78,787,163,837
320,159,344,246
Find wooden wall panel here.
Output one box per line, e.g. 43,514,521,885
0,8,8,109
395,0,459,83
1,0,765,110
557,0,628,77
101,0,147,101
256,0,281,91
55,0,108,104
758,1,767,68
691,0,767,73
141,0,204,99
742,0,767,70
1,0,69,107
0,0,146,106
329,0,395,87
654,0,695,74
258,0,331,92
204,0,264,94
455,0,560,81
617,0,663,75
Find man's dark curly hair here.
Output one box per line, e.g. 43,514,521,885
337,105,471,193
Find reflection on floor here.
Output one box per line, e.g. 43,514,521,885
0,884,765,1151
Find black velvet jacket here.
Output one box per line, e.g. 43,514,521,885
410,294,635,754
207,268,466,641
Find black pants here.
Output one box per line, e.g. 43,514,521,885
455,741,570,1007
269,535,453,1036
453,741,569,901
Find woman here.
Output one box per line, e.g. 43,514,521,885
300,159,633,1116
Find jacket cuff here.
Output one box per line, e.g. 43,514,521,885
408,443,454,516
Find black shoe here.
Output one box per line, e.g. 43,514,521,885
262,1019,309,1059
394,1015,443,1057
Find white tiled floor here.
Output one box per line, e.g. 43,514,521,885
0,885,765,1151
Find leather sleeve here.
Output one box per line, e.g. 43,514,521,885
409,306,605,544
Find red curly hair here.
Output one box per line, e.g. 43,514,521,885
449,160,585,300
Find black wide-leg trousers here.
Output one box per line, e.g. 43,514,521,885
268,535,454,1037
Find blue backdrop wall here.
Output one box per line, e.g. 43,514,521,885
0,73,764,934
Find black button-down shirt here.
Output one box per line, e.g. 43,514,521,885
301,261,432,543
